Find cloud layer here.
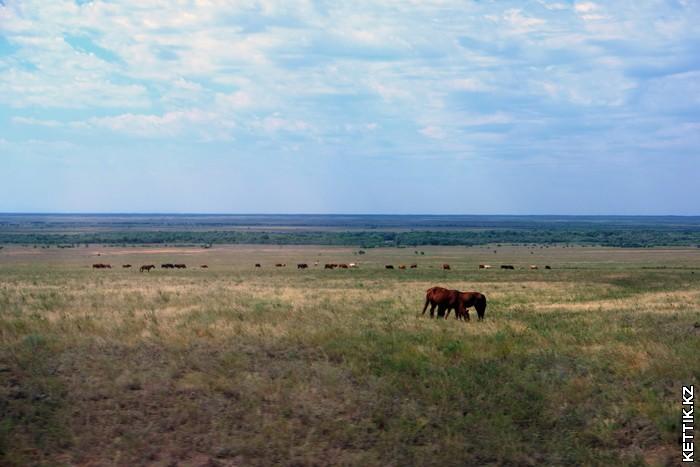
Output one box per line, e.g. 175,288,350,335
1,0,699,213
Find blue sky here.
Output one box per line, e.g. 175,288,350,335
1,0,699,214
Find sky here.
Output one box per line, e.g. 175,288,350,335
1,0,699,215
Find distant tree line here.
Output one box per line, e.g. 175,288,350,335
2,229,700,248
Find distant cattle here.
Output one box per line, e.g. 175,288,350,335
529,265,538,270
200,265,208,268
410,264,418,269
275,263,286,267
348,263,358,268
442,264,451,270
92,263,111,269
140,265,155,272
174,264,187,269
398,265,407,270
501,265,515,270
314,261,319,266
122,264,132,268
422,286,487,321
545,265,551,269
479,264,492,269
161,263,174,269
385,265,394,269
255,263,261,268
325,263,338,269
338,264,349,269
297,263,308,269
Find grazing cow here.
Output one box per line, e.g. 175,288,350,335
338,264,349,269
297,263,308,269
122,264,132,268
140,265,155,272
410,264,418,269
200,265,208,268
422,286,487,321
442,264,451,270
545,265,551,269
398,265,407,270
529,265,538,270
385,265,394,269
501,265,515,270
255,263,261,268
275,263,286,268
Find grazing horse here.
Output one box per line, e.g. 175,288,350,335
545,265,551,269
161,263,174,269
338,264,349,269
200,265,208,268
348,263,358,268
92,263,111,269
140,265,155,272
445,291,487,321
122,264,132,268
385,265,394,269
255,263,261,268
398,265,407,270
422,286,487,321
501,265,515,270
529,265,538,270
174,264,187,269
442,264,451,270
297,263,308,269
410,264,418,269
275,263,286,267
325,263,338,269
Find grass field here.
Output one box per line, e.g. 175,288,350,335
1,245,699,466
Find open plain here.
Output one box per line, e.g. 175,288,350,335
1,244,699,466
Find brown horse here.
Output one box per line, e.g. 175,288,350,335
442,264,451,270
444,291,487,321
422,286,487,321
140,265,155,272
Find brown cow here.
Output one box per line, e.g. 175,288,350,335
422,286,487,321
442,264,451,270
140,265,155,272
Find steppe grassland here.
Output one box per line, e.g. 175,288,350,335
1,245,699,466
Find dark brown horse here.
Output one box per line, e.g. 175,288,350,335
422,286,487,321
140,265,155,272
442,264,451,270
445,291,487,321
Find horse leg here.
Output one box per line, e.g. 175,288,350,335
429,303,437,318
437,305,446,319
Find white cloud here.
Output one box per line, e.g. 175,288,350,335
420,126,446,139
